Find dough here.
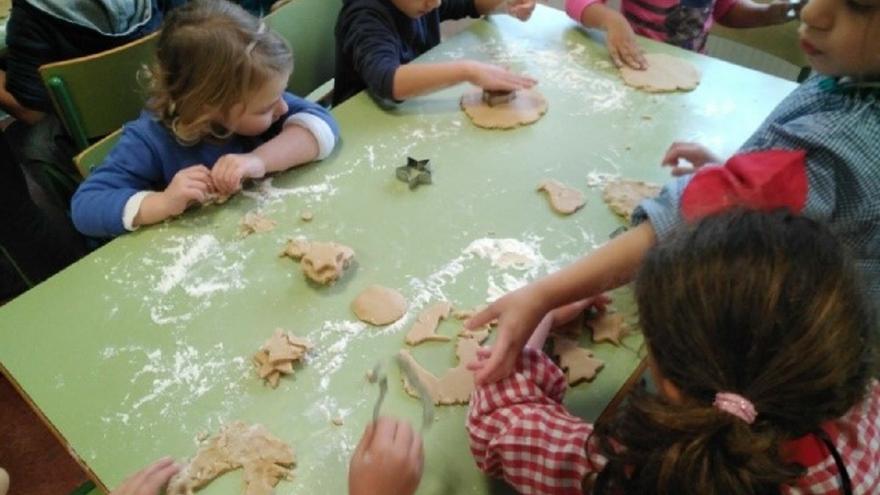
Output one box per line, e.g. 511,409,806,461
405,302,453,345
300,210,314,222
253,328,312,388
589,312,627,345
166,421,295,495
239,211,276,237
280,239,355,285
602,179,662,220
398,337,479,405
553,337,605,385
620,53,701,93
351,285,407,325
202,192,231,206
538,179,585,215
460,87,548,129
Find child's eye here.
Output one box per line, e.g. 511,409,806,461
845,0,876,11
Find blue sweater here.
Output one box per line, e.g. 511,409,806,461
333,0,480,105
72,92,340,238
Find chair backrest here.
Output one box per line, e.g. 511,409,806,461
710,21,809,75
39,32,158,151
265,0,342,98
74,128,123,178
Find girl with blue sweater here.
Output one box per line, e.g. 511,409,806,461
72,0,340,238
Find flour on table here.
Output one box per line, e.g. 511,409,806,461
620,53,701,93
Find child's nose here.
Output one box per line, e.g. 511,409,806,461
426,0,441,11
800,0,834,30
275,98,289,119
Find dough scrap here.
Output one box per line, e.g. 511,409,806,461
300,210,313,222
253,328,312,388
239,211,276,237
405,302,453,345
352,285,407,326
398,337,480,405
460,87,548,129
553,337,605,385
202,192,231,206
589,312,627,345
280,239,355,285
167,421,295,495
602,179,662,220
538,179,585,215
620,53,701,93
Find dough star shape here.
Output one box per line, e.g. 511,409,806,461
589,312,627,345
602,179,662,220
280,239,355,286
460,87,548,129
620,53,701,93
397,337,480,405
352,285,408,326
253,328,312,388
553,337,605,386
166,421,295,495
538,179,585,215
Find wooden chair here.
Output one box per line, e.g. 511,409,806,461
265,0,342,105
39,32,158,151
73,128,122,178
710,20,811,81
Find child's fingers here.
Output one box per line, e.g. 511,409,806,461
465,305,500,330
608,46,624,68
138,461,180,494
473,337,516,385
408,428,424,470
353,422,375,459
393,419,415,451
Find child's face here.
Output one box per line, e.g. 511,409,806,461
391,0,442,19
220,72,290,137
799,0,880,77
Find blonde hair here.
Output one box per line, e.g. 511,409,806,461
145,0,293,144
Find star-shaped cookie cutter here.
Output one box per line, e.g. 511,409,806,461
395,157,433,190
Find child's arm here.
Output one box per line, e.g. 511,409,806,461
391,61,536,101
349,417,423,495
467,222,656,384
467,348,605,493
718,0,793,28
110,457,180,495
566,0,647,69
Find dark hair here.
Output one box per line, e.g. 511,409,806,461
592,209,876,495
146,0,293,143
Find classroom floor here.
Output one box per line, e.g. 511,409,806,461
0,371,90,495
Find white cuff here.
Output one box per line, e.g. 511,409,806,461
122,191,152,231
284,112,336,160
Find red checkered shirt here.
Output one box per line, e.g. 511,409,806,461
467,347,880,495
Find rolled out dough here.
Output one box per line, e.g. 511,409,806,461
398,337,480,405
280,239,355,285
460,87,548,129
552,337,605,386
538,179,585,215
602,179,662,220
166,421,295,495
405,302,453,345
620,53,701,93
352,285,408,326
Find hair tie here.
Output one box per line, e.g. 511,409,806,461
245,22,268,56
713,392,757,424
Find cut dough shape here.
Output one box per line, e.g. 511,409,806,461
253,328,312,388
538,179,585,215
202,192,231,206
352,285,407,326
602,179,662,220
405,302,453,345
239,211,276,237
398,337,480,405
589,312,627,345
460,87,548,129
482,89,515,107
458,326,491,343
620,53,701,93
166,421,295,495
300,210,313,222
553,337,605,385
280,239,355,285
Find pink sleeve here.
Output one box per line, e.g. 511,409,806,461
712,0,739,21
466,348,606,495
566,0,606,22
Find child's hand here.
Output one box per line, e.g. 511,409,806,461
349,417,423,495
162,165,214,215
661,142,722,176
211,153,267,196
465,61,537,92
507,0,537,21
110,457,180,495
605,13,647,70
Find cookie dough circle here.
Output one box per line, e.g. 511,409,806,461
620,53,701,93
352,285,408,326
460,88,548,129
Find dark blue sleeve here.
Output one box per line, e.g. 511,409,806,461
71,125,164,238
439,0,480,21
337,5,403,102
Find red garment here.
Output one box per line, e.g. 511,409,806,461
467,348,880,495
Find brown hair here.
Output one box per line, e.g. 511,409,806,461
592,210,876,495
145,0,293,144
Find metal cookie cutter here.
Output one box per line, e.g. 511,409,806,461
396,354,436,430
367,361,389,424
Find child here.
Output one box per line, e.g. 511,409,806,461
333,0,539,105
468,210,879,494
71,0,340,239
466,0,880,384
110,417,424,495
565,0,796,68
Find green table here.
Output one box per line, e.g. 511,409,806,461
0,6,796,494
